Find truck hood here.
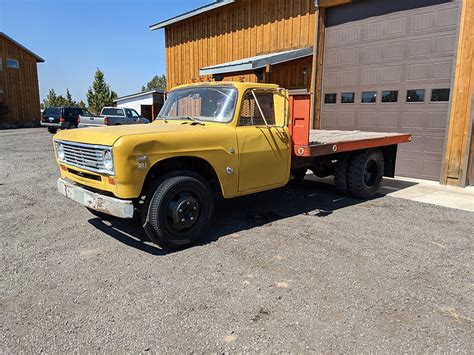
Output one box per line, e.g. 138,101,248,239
54,122,208,146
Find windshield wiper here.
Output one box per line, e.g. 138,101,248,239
184,116,205,125
156,115,168,123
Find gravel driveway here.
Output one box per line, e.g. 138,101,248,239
1,128,473,353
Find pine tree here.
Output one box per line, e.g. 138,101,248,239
87,69,117,114
43,89,58,108
65,89,76,106
142,74,166,92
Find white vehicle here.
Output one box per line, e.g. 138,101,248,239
78,107,150,127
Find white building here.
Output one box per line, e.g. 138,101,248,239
114,89,166,121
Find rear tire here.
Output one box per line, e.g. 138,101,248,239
347,149,384,199
142,173,214,250
334,156,349,194
47,127,57,134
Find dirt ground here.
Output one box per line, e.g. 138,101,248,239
1,128,473,353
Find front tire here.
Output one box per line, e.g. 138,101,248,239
347,149,384,199
47,127,57,134
143,173,214,250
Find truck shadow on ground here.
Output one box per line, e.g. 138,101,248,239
87,177,416,255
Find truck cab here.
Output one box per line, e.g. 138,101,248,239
54,82,410,249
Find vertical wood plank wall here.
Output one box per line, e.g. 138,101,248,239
0,36,41,128
164,0,317,91
442,0,474,186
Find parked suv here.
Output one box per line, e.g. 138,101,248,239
41,107,91,134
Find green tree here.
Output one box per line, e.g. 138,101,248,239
77,100,86,109
141,74,166,92
43,88,83,109
42,89,68,108
86,69,117,114
65,89,76,106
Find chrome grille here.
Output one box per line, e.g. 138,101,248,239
56,140,112,174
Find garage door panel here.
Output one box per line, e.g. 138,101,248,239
324,70,358,86
401,111,449,130
326,26,361,45
326,48,359,66
436,8,458,27
321,0,458,181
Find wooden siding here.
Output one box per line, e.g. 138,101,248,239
164,0,317,91
442,0,474,186
0,35,41,128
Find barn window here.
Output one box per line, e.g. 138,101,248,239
431,89,450,102
341,92,354,103
6,59,19,69
361,91,377,103
406,89,425,103
324,93,337,104
381,90,398,103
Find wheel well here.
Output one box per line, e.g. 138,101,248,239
335,145,398,178
141,156,222,198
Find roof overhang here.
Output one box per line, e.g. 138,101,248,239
150,0,235,31
114,89,165,102
199,47,313,77
0,32,44,63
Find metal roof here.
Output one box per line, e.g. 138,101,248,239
0,32,45,63
114,88,165,102
199,47,313,76
150,0,235,31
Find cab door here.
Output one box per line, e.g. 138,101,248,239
236,90,291,193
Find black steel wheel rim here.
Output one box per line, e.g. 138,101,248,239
364,159,378,187
163,189,201,236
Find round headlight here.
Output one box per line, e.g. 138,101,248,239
57,144,65,160
103,150,113,172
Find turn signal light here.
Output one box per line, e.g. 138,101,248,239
108,176,116,185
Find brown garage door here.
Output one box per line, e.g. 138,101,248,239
320,0,459,181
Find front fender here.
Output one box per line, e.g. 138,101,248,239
112,129,239,199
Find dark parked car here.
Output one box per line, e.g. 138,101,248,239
41,107,91,134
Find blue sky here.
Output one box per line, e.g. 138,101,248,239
1,0,210,102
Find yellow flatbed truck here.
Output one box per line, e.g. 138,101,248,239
54,82,411,249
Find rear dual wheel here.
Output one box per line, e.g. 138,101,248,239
335,149,384,199
142,173,214,250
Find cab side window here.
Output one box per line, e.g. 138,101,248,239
239,92,275,126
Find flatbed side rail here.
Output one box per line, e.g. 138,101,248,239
293,133,412,157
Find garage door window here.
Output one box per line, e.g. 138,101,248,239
324,93,337,104
361,91,377,103
406,89,425,103
381,90,398,103
341,92,354,103
431,89,450,102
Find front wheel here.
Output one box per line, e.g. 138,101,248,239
47,127,57,134
143,173,214,250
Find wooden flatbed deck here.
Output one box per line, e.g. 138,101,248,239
293,130,412,157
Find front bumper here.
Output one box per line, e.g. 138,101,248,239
57,178,134,218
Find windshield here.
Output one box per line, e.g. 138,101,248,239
158,86,237,123
102,108,124,116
